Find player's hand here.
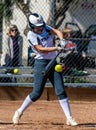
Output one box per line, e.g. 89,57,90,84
60,39,67,48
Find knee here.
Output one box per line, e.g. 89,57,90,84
29,92,41,102
56,91,67,100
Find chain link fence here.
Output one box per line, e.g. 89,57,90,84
0,0,96,87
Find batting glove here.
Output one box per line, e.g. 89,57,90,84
60,39,67,48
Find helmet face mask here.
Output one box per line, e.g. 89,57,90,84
28,13,45,29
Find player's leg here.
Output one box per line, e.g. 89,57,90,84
12,95,32,124
12,59,48,124
49,71,78,126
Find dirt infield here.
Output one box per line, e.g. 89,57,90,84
0,87,96,130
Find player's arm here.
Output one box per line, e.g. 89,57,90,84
34,27,66,53
28,36,59,53
50,27,64,40
50,27,67,47
34,44,58,53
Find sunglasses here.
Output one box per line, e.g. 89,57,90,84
11,29,17,32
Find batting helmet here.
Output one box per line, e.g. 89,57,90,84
28,13,45,29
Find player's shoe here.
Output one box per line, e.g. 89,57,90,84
12,110,23,125
66,117,78,126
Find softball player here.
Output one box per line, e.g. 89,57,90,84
12,13,78,126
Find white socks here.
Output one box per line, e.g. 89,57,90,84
17,96,71,119
18,95,33,114
59,98,72,119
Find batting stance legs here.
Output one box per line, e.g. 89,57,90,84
12,59,78,126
